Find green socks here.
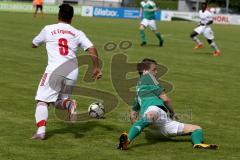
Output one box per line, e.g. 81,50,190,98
155,32,163,42
191,129,203,145
140,31,163,43
128,117,150,142
140,30,146,42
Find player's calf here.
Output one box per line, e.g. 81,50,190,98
207,39,221,56
54,99,77,122
139,25,147,46
190,31,203,48
32,101,48,140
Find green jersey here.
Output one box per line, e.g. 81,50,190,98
132,73,167,116
141,0,157,20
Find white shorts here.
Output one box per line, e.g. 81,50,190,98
144,106,184,137
35,69,78,102
140,19,157,31
194,25,214,40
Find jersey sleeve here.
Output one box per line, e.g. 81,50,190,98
132,95,140,112
32,27,46,46
77,32,94,51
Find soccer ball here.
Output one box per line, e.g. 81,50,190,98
88,102,105,119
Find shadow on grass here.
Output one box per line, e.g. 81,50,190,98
46,121,116,140
130,130,190,149
194,51,212,56
141,44,161,48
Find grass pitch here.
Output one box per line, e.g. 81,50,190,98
0,12,240,160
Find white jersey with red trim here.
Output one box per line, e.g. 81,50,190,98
32,22,93,74
199,9,213,25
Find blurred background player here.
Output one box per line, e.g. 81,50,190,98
139,0,164,47
31,4,102,140
118,58,218,150
33,0,44,17
190,3,220,56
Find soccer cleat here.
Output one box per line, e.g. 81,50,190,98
68,100,77,122
193,143,218,150
194,43,203,49
159,40,164,47
140,41,147,46
118,132,130,150
31,133,45,140
213,50,221,57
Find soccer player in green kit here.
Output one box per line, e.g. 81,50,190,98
139,0,164,47
118,58,218,150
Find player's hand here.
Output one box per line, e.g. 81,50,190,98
129,115,138,124
170,112,179,121
92,67,102,80
128,111,139,124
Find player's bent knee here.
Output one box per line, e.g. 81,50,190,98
139,25,145,30
36,101,48,107
207,39,213,44
194,125,202,130
183,124,202,134
190,32,198,38
191,125,202,133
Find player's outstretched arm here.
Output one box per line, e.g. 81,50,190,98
159,92,179,120
87,47,102,80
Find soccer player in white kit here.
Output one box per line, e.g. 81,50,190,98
190,3,221,56
31,4,102,140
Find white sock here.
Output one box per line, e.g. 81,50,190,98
210,41,219,51
192,36,201,45
37,126,46,134
35,102,48,134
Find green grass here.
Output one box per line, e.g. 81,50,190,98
0,12,240,160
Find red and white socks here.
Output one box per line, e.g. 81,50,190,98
35,102,48,134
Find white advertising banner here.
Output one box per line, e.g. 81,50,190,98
81,6,93,17
161,11,198,22
161,10,240,25
213,14,240,25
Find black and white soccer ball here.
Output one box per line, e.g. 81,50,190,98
88,102,105,119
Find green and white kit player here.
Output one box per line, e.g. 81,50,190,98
139,0,164,46
118,58,218,150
